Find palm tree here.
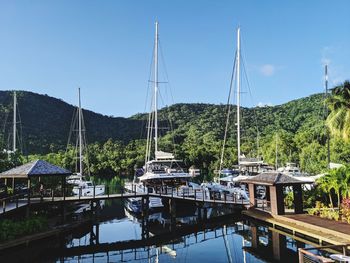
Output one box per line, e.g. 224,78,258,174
317,173,335,208
326,81,350,141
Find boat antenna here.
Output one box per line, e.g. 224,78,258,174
78,87,83,176
236,27,241,165
324,64,330,168
13,91,17,152
154,21,159,160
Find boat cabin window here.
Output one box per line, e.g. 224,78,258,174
87,182,93,186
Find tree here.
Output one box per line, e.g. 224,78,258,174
326,81,350,141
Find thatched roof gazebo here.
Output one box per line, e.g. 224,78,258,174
0,160,71,178
0,160,71,200
240,172,313,215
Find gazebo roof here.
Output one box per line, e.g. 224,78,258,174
0,160,71,179
240,172,314,186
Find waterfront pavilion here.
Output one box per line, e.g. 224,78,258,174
241,172,313,215
0,159,71,198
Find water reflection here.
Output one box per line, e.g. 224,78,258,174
1,199,316,263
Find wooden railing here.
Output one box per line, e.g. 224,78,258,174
298,244,350,263
255,199,271,212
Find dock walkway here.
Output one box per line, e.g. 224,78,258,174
243,209,350,245
1,189,249,216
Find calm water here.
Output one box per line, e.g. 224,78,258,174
1,199,317,263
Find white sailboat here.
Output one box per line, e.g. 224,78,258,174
203,28,251,201
125,22,199,212
66,88,105,196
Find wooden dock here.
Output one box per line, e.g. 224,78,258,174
0,189,249,216
243,208,350,245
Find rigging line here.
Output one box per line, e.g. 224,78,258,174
240,50,261,157
219,50,237,172
157,39,178,154
140,40,157,140
157,87,178,155
2,112,9,150
158,39,175,104
17,100,24,155
81,110,91,176
145,95,153,165
66,107,77,154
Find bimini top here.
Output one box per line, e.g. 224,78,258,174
0,159,71,179
240,172,314,186
138,172,192,182
155,151,175,160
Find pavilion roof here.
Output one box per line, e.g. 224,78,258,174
0,160,71,179
240,172,314,186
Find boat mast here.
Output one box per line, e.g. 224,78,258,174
325,64,330,168
154,21,159,159
13,91,17,152
236,27,241,165
78,87,83,175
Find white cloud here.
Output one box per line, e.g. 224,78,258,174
257,102,273,107
260,64,275,77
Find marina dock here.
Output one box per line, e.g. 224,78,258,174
243,208,350,245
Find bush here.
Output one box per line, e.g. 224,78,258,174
0,216,48,242
341,198,350,223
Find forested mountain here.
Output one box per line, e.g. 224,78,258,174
1,90,343,175
0,91,143,154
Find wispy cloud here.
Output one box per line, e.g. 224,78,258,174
321,45,348,86
259,64,275,77
257,102,273,107
321,46,333,66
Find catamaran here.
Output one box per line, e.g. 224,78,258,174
124,22,202,212
66,88,105,196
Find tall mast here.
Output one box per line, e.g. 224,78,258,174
236,27,241,165
154,21,159,159
78,87,83,175
13,91,17,152
325,64,330,167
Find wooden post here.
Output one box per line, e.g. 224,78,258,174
298,248,304,263
62,176,66,201
194,189,196,200
27,178,31,204
12,177,14,193
293,184,303,214
93,185,96,198
248,183,256,207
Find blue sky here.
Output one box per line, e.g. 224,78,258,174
0,1,349,117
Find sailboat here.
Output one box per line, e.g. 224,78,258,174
125,22,198,212
219,27,263,181
204,28,256,200
66,88,105,196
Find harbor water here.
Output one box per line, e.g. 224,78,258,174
0,198,320,263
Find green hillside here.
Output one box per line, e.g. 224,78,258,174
1,90,346,175
0,91,143,154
